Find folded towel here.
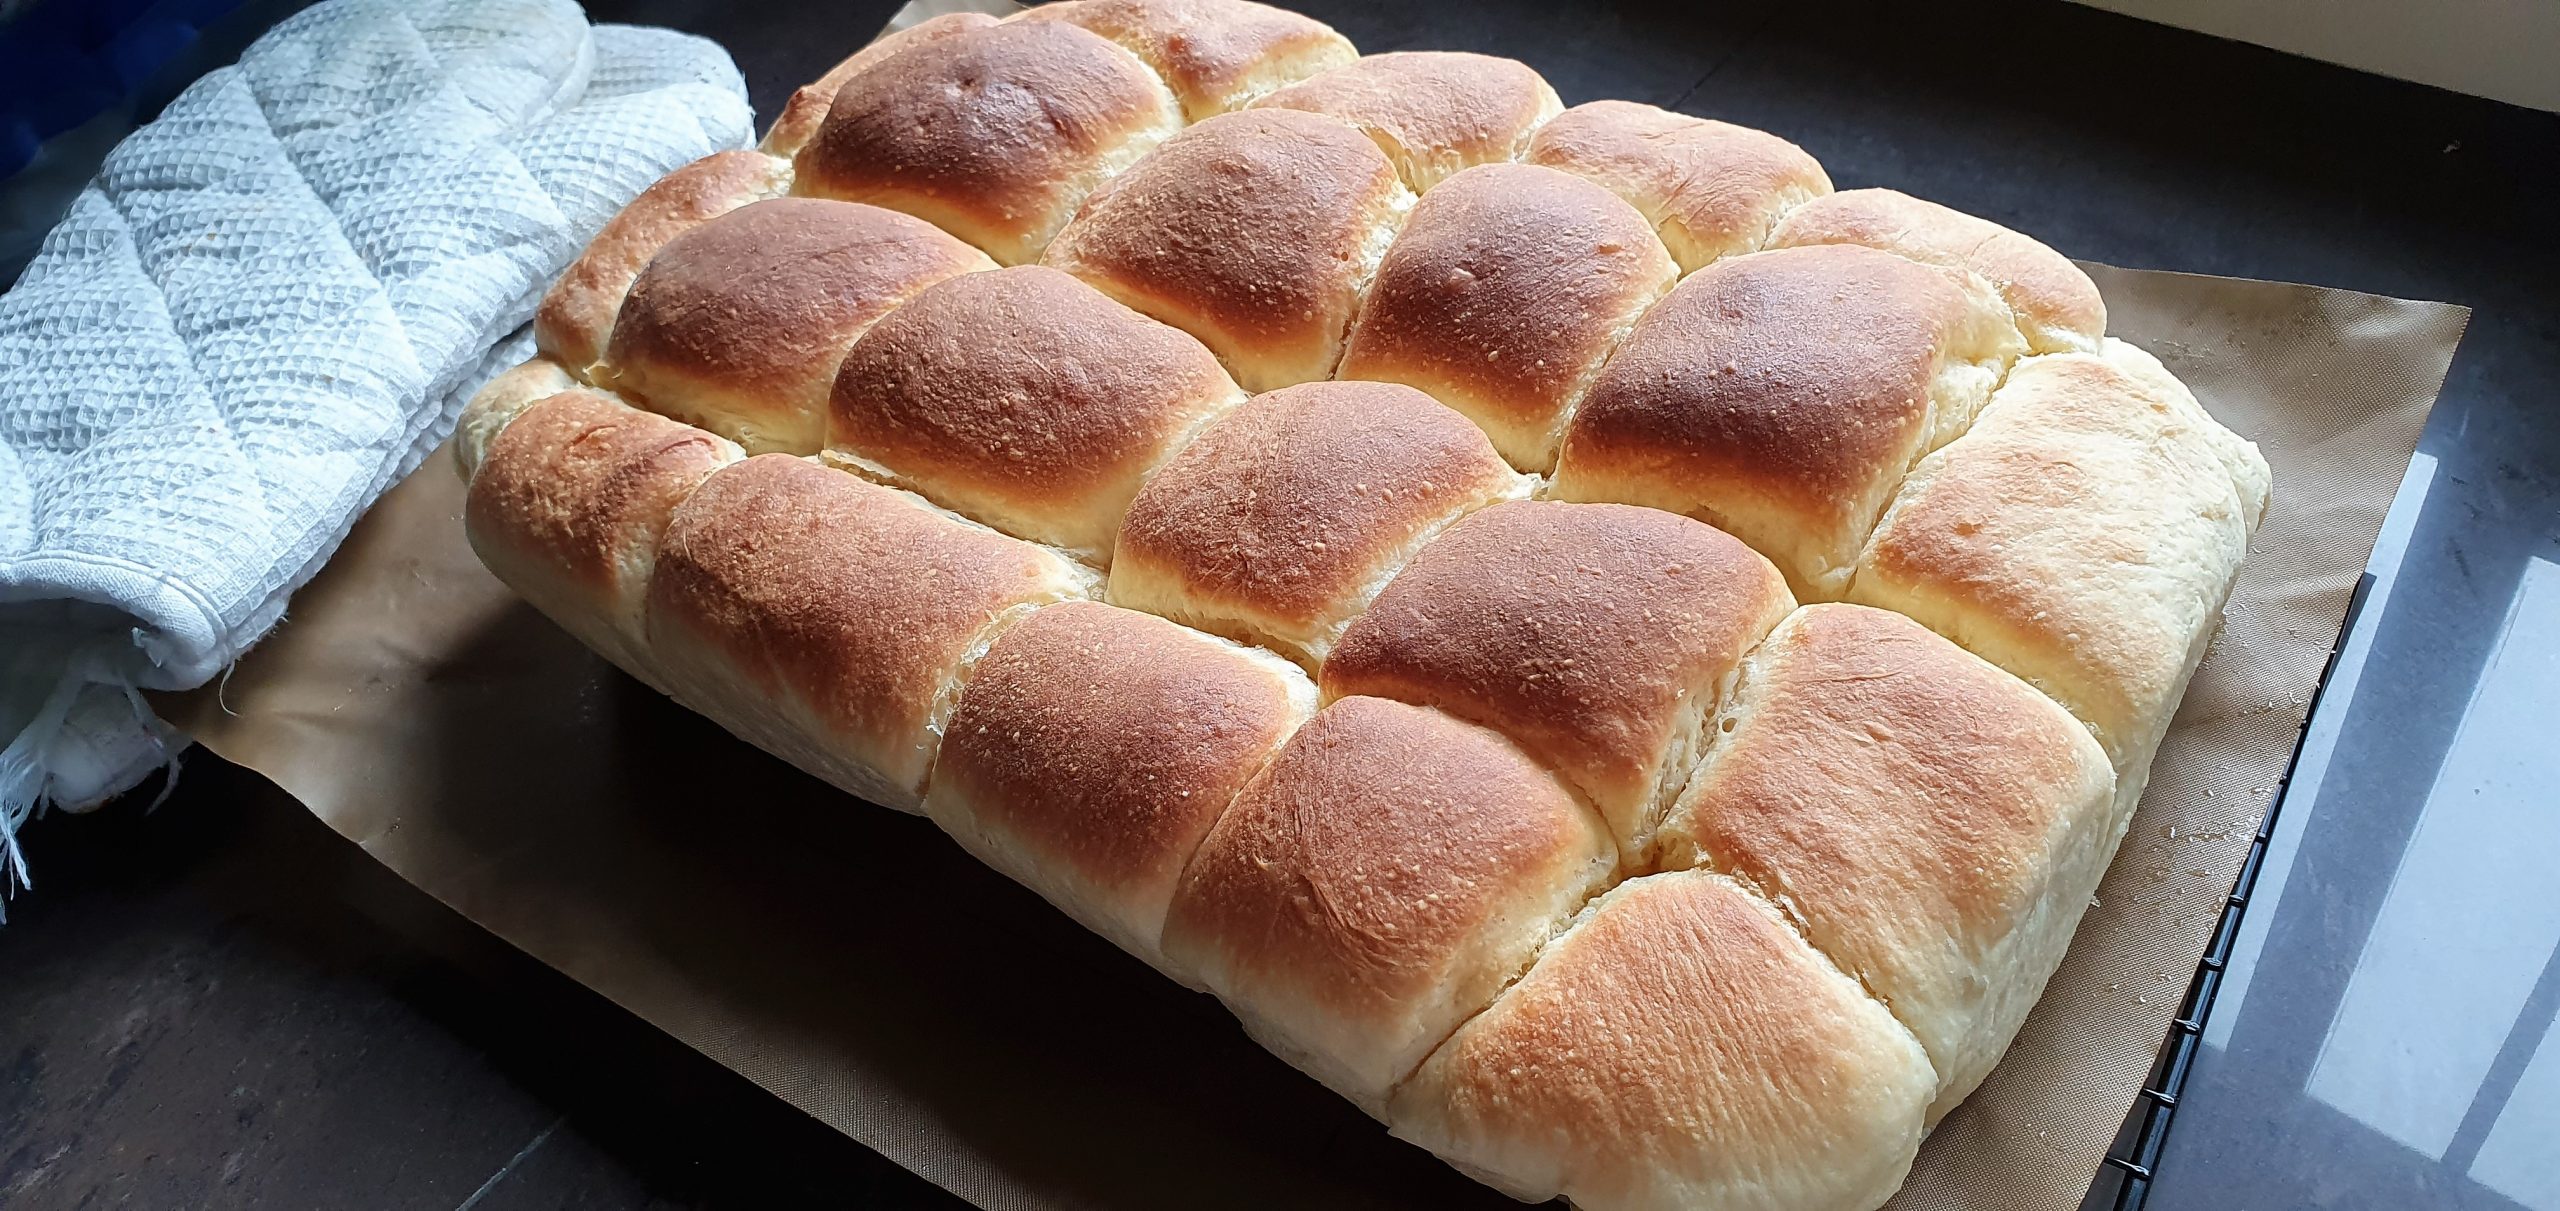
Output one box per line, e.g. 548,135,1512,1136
0,0,754,899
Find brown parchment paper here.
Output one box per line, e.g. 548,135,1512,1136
153,12,2472,1202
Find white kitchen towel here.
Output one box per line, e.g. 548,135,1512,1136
0,0,754,897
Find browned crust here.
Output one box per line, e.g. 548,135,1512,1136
646,455,1086,786
533,150,792,377
454,357,578,482
1768,188,2105,352
468,390,742,608
759,12,1001,157
1162,695,1614,1091
1525,99,1830,273
792,20,1179,265
1336,163,1674,471
601,198,993,454
1250,51,1560,189
1388,869,1933,1210
1553,243,1987,548
933,600,1307,922
1015,0,1356,120
1042,107,1407,391
1109,381,1519,642
826,265,1241,552
1322,500,1793,848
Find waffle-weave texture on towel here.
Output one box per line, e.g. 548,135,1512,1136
0,0,754,893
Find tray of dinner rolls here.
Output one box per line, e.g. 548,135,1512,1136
439,1,2293,1206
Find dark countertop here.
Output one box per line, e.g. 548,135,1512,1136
3,0,2555,1207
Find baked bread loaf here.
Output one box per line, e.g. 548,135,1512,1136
457,5,2274,1206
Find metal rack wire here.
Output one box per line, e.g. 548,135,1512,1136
2098,570,2376,1209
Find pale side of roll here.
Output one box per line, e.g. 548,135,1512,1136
1656,603,2120,1121
1849,343,2271,820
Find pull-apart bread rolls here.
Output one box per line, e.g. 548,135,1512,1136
929,601,1312,979
1551,242,2027,599
1250,51,1562,191
1769,188,2107,353
1656,604,2118,1121
790,20,1182,265
1105,380,1532,668
471,8,2278,1206
1044,107,1415,390
1526,100,1832,275
533,150,793,379
598,198,994,456
1162,695,1617,1113
1015,0,1355,120
758,11,1001,158
1324,501,1793,853
1389,869,1937,1211
1337,163,1677,472
1850,345,2270,800
825,266,1245,564
461,386,742,690
646,456,1095,812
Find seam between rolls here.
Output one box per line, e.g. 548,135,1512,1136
1688,849,1939,1085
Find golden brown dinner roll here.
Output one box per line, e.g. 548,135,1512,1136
791,20,1182,265
1388,868,1936,1211
646,455,1096,812
1335,163,1676,472
453,356,578,481
1015,0,1356,120
824,266,1245,563
1549,243,2026,599
465,390,743,687
599,198,995,456
928,601,1315,977
1526,99,1831,274
1323,501,1793,852
758,11,1000,158
1161,695,1616,1112
533,150,793,379
1769,188,2106,353
1043,107,1414,391
1849,347,2269,809
1250,51,1562,191
1655,604,2118,1120
1106,381,1532,668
